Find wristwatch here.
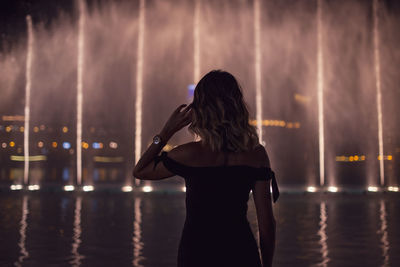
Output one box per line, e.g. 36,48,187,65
153,134,162,145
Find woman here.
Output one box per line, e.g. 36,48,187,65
133,70,279,267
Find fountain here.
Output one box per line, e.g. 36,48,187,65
76,0,85,186
23,16,33,187
0,0,399,192
254,0,263,143
317,0,325,187
373,0,385,187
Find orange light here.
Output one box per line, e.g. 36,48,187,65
52,142,58,148
354,155,359,161
62,126,68,133
5,126,12,132
387,155,393,161
9,141,15,147
19,126,24,132
82,142,89,149
33,126,39,133
349,156,354,162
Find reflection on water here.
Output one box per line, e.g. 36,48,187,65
15,195,29,267
71,196,83,267
133,197,144,267
379,200,389,267
317,201,330,267
1,193,400,267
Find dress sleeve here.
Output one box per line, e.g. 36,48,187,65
153,151,190,178
255,168,280,203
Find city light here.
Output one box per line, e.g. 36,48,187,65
2,143,7,148
93,156,124,163
377,155,393,161
327,186,338,193
122,186,133,192
28,185,40,191
9,141,15,147
336,155,366,162
11,155,47,162
64,185,75,191
82,142,89,149
5,126,11,132
10,184,23,190
33,126,39,133
38,141,44,148
182,186,187,192
142,185,153,193
19,126,24,132
109,141,118,149
63,142,71,149
92,142,103,149
368,186,379,192
52,142,58,148
82,185,94,192
307,186,317,192
62,126,68,133
388,186,399,192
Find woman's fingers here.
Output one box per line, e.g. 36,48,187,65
175,104,187,114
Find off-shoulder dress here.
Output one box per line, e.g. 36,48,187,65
154,151,279,267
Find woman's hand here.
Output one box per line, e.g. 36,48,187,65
160,104,192,140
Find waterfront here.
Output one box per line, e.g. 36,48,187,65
1,192,399,267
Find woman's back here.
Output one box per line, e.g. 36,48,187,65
156,142,275,267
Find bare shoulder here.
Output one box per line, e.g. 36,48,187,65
167,141,202,165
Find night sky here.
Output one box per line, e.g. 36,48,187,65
1,0,400,51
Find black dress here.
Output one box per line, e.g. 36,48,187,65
155,151,279,267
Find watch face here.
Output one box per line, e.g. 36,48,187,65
153,135,161,145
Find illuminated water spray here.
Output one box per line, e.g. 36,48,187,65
254,0,263,143
193,0,200,83
317,0,325,186
373,0,385,186
24,15,33,186
134,0,145,186
76,0,85,186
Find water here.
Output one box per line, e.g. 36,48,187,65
1,192,399,267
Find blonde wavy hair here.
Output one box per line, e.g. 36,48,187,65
189,70,259,152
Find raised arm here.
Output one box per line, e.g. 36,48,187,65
133,104,192,180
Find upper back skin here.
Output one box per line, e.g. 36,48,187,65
168,141,271,169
